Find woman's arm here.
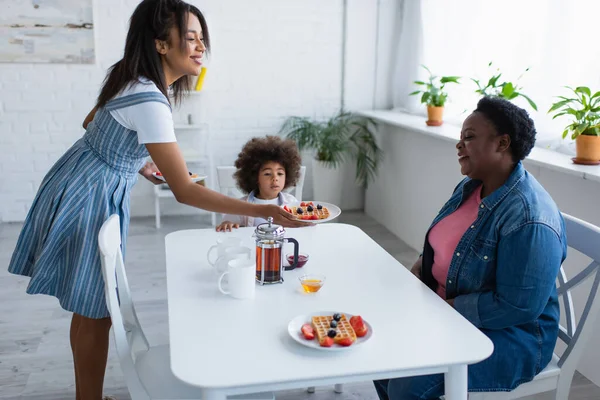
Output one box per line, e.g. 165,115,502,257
146,142,310,227
83,106,98,129
453,223,564,330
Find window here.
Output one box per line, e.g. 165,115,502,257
405,0,600,151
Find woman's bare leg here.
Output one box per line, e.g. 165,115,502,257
71,313,112,400
70,314,82,400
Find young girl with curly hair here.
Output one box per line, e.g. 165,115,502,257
217,135,303,231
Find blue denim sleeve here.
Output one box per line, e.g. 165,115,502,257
453,223,563,330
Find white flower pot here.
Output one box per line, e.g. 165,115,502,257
311,159,345,205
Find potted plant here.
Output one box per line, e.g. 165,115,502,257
471,62,538,111
409,65,460,126
548,86,600,164
279,110,382,205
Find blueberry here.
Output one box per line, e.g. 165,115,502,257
296,207,303,214
317,204,323,210
330,320,338,328
333,313,341,321
307,205,314,212
188,171,192,176
327,329,337,338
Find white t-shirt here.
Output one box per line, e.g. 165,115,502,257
109,77,176,144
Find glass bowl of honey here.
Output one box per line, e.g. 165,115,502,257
298,274,326,293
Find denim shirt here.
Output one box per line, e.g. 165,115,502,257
421,162,567,390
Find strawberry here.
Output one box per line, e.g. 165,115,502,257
350,315,368,337
338,337,354,346
302,215,311,220
320,337,334,347
300,202,307,207
283,205,291,213
301,324,315,340
156,172,162,176
310,215,319,220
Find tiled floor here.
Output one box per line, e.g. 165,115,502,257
1,212,598,400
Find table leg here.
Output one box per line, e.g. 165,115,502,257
203,390,227,400
445,364,468,400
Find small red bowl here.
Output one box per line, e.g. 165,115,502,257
286,253,309,268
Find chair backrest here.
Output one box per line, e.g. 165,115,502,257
216,165,306,200
555,213,600,378
98,215,151,400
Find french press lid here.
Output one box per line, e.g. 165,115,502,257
255,217,285,240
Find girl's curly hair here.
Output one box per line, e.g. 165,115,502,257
233,136,302,195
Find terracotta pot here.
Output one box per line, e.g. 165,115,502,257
426,106,444,126
575,134,600,162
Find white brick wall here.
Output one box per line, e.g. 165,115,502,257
0,0,387,222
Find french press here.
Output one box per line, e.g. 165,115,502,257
254,217,299,285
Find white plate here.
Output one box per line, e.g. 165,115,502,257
286,201,341,224
287,311,373,351
152,172,207,183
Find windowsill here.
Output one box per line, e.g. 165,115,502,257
357,110,600,183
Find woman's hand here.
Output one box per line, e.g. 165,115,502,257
259,204,314,228
216,221,239,232
410,256,423,280
139,161,163,185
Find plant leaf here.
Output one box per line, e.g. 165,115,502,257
548,99,570,113
576,86,592,97
551,111,568,120
501,82,515,98
518,93,538,111
440,76,460,84
409,90,421,96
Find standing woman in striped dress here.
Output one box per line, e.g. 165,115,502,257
7,1,308,399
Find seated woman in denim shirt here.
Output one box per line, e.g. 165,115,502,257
375,96,567,400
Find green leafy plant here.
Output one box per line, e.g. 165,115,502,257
471,61,538,111
409,65,460,107
548,86,600,140
279,110,382,187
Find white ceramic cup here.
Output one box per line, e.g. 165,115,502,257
207,236,243,266
218,258,256,299
213,246,252,274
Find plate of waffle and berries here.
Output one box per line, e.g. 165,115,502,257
287,311,372,351
282,201,341,223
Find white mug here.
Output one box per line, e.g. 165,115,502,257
218,258,256,299
207,236,243,266
213,246,252,274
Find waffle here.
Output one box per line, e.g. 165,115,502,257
290,204,330,220
311,314,356,345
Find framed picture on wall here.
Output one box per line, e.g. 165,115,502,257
0,0,95,64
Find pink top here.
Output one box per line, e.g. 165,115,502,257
428,185,482,299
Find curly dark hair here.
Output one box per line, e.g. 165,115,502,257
233,136,302,195
474,96,537,162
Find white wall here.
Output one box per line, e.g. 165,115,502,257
365,122,600,386
0,0,390,222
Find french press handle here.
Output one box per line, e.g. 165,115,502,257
283,238,300,271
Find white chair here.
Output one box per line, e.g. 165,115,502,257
216,166,306,200
98,214,274,400
470,212,600,400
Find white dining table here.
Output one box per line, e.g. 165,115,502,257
165,223,493,400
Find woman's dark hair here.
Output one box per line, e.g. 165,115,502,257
474,96,536,162
234,136,302,195
96,0,210,108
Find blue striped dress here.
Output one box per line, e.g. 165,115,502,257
8,92,171,319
